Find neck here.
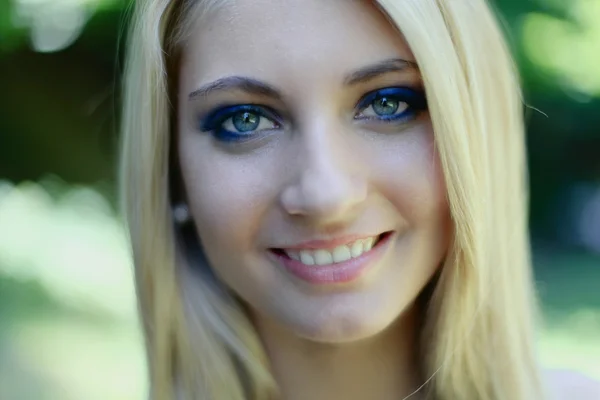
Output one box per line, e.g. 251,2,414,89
254,306,424,400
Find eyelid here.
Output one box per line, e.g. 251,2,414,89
199,104,282,132
355,87,427,112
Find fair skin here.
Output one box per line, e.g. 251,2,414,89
177,0,448,398
174,0,598,399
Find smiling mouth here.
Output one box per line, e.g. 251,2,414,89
271,231,393,266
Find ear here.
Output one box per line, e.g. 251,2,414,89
545,369,600,400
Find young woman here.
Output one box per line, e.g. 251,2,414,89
119,0,599,399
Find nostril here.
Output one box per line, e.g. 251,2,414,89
279,162,367,218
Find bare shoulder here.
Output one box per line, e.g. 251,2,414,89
545,369,600,400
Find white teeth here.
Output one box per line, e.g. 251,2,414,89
314,249,333,265
363,237,374,252
332,245,352,263
284,235,381,266
350,240,364,257
299,250,315,265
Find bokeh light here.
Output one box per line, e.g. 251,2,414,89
522,0,600,96
1,0,599,398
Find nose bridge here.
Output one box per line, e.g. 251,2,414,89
303,120,351,188
280,116,367,219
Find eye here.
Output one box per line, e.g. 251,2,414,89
355,87,427,124
199,105,282,142
363,96,409,117
222,110,275,133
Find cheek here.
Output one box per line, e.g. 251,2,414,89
371,124,449,227
177,136,272,255
369,125,450,300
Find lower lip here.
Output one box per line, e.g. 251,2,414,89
271,233,393,285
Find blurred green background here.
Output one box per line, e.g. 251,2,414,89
0,0,599,399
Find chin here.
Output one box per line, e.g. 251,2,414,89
285,301,406,344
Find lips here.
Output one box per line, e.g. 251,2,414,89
271,232,391,266
270,232,394,284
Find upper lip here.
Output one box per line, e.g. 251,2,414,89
273,232,389,250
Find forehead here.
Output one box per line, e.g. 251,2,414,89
180,0,415,84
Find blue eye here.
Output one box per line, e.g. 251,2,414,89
199,105,281,142
355,87,427,123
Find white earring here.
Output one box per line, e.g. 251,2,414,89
173,203,191,225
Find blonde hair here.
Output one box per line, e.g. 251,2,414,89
119,0,546,399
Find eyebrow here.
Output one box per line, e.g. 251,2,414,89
343,58,418,85
188,76,283,101
188,58,418,100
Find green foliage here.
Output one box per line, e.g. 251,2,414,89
0,0,598,241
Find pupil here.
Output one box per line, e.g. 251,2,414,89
373,96,399,116
233,112,259,132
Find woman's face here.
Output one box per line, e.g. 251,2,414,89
177,0,451,343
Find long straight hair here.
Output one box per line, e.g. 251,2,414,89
119,0,546,399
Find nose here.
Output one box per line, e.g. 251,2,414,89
279,122,368,223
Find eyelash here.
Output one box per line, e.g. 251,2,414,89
199,104,282,143
199,87,427,143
